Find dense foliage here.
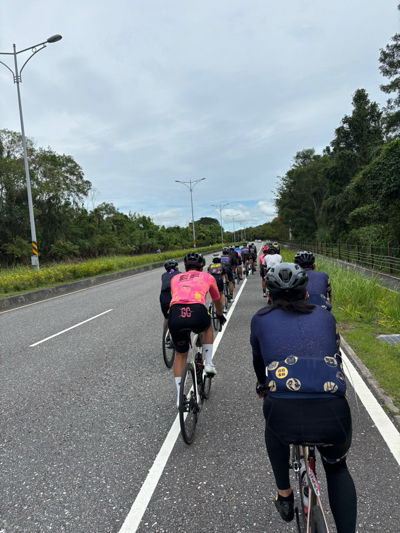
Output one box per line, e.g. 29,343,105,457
0,129,226,266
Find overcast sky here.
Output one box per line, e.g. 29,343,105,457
1,1,398,231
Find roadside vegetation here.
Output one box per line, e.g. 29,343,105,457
281,247,400,410
0,246,216,297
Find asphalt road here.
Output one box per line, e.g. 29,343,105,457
1,256,399,533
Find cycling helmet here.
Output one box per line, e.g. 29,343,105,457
164,259,178,271
262,245,269,253
294,251,315,268
222,246,229,254
212,253,221,263
184,252,205,270
265,262,308,298
242,242,247,246
267,245,277,254
229,245,235,251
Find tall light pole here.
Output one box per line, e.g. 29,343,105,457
175,178,205,248
237,220,244,241
227,214,240,243
0,34,63,269
211,202,229,244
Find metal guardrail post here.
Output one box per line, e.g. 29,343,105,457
370,244,374,270
388,242,393,274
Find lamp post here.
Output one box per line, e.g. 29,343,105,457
175,178,205,248
227,214,240,243
0,34,63,269
211,202,229,244
237,220,244,241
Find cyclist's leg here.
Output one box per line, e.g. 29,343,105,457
226,267,234,300
317,399,356,533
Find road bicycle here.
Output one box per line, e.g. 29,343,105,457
179,331,213,445
244,259,251,277
162,322,175,368
290,443,331,533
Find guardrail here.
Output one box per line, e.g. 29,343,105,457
282,241,400,277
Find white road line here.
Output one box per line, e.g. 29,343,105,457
341,351,400,465
29,309,113,347
118,279,248,533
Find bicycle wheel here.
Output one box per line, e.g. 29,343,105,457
311,505,328,533
209,303,221,331
162,323,175,368
293,446,307,532
179,362,198,445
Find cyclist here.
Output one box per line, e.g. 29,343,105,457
249,242,257,271
241,242,251,276
250,263,356,533
207,253,226,309
168,252,226,407
294,251,332,308
273,241,280,253
229,245,240,283
160,259,181,333
259,245,270,297
234,244,243,279
261,245,283,298
221,246,235,302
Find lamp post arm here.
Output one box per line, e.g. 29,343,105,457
19,45,47,77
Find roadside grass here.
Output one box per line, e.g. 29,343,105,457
0,246,217,298
282,248,400,410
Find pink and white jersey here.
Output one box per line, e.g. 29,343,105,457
170,271,220,306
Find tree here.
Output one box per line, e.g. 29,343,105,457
379,6,400,137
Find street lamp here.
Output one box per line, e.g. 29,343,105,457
227,214,240,243
236,220,244,241
211,202,229,244
0,34,63,269
175,178,205,248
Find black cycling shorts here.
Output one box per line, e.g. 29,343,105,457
242,254,250,263
168,303,211,353
159,291,172,319
223,265,233,282
211,274,223,292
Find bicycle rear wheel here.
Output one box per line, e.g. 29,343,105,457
203,373,212,399
311,505,328,533
179,362,198,445
162,323,175,368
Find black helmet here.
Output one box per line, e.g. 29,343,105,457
222,246,229,254
266,262,308,298
242,242,247,246
267,245,277,254
294,251,315,268
184,252,205,270
212,253,221,263
164,259,178,271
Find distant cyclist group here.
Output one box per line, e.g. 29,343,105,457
159,241,356,533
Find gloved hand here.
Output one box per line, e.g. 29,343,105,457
216,312,227,326
256,382,267,397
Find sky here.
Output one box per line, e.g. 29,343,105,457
0,1,398,232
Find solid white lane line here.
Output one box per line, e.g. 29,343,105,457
341,351,400,465
118,279,248,533
29,309,113,347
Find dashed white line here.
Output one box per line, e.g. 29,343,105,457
29,309,113,347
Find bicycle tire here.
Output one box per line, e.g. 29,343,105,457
311,505,328,533
162,323,175,368
179,362,198,445
294,446,307,532
203,373,212,399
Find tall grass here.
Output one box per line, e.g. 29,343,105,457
0,246,217,297
281,249,400,329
